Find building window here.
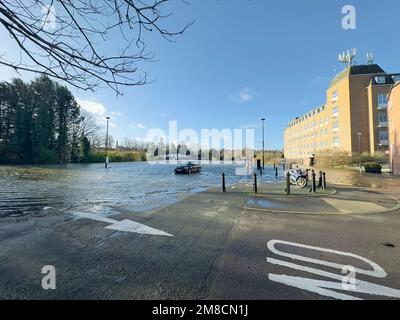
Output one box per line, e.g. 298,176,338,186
378,112,388,127
379,130,389,145
333,137,340,147
332,106,339,117
378,93,388,109
332,90,338,102
333,121,339,132
375,76,386,84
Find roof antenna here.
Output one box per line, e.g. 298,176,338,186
339,48,357,67
367,52,374,65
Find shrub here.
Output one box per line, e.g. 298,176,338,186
36,148,57,164
87,150,146,163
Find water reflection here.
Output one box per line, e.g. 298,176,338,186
318,167,400,189
0,162,281,218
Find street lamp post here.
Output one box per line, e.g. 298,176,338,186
358,131,362,172
105,116,111,168
261,118,266,170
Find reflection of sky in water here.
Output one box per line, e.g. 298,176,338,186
0,162,283,217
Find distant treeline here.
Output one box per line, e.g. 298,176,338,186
0,76,146,165
88,150,147,163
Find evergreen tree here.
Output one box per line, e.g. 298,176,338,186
0,76,82,164
31,75,56,163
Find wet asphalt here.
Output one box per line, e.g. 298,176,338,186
1,175,400,300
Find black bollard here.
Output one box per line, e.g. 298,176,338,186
275,166,278,177
318,171,323,188
222,173,226,193
311,170,316,193
253,173,258,194
260,167,263,176
285,171,291,195
322,172,327,190
283,163,285,171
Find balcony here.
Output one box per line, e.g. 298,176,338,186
378,104,388,110
378,122,388,128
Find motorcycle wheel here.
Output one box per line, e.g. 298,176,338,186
296,177,308,189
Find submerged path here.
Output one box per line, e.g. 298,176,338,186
1,173,400,300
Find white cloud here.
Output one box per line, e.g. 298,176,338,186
130,123,147,130
76,99,107,116
76,98,119,128
230,87,254,103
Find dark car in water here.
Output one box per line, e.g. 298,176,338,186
174,162,202,175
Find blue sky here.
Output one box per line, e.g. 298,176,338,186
1,0,400,149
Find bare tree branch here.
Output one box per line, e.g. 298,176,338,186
0,0,193,94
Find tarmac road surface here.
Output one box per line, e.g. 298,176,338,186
1,181,400,300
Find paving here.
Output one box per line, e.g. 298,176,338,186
1,172,400,300
245,185,400,214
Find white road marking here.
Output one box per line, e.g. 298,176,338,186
267,240,400,300
73,212,173,237
105,219,173,237
267,240,386,278
269,274,361,300
73,212,116,224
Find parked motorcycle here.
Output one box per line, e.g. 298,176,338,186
286,168,308,188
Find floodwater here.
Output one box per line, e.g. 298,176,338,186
0,162,282,218
317,167,400,189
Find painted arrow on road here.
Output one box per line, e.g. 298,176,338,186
73,212,173,237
